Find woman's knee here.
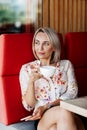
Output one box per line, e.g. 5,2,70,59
37,121,42,130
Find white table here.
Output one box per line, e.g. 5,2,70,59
60,96,87,117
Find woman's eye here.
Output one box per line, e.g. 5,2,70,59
45,42,50,46
35,42,39,45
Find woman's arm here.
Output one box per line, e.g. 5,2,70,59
19,65,42,110
23,79,36,107
19,66,36,110
60,60,78,100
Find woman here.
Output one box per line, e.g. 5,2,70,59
19,27,84,130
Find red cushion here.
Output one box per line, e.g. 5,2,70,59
0,33,35,76
75,68,87,97
0,75,32,125
64,32,87,97
64,32,87,68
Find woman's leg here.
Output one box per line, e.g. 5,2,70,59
37,106,60,130
74,115,85,130
49,124,57,130
37,106,85,130
56,109,85,130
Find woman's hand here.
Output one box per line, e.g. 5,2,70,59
29,68,42,82
21,106,46,121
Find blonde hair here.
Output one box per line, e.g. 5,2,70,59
32,27,61,64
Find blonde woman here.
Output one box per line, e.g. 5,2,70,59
19,27,85,130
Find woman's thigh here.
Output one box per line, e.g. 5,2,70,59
37,106,85,130
37,106,61,129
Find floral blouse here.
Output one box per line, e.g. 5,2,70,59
19,60,78,111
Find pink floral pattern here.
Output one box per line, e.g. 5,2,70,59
19,60,78,111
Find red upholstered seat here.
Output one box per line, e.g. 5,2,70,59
0,33,64,125
0,33,34,125
0,76,30,124
64,32,87,96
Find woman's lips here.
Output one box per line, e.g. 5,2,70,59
38,52,45,55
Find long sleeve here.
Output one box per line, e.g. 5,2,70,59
60,61,78,100
19,65,29,95
19,64,34,111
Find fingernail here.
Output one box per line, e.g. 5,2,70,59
32,113,35,116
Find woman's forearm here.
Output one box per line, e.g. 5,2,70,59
23,80,36,107
52,98,61,106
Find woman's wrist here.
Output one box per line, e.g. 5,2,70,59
28,78,35,83
46,103,53,109
45,99,61,110
44,103,53,111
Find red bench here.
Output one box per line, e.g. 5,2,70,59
0,32,87,126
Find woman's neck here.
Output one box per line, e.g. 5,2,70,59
40,59,57,67
40,61,50,66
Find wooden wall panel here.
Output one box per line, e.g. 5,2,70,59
72,0,77,31
54,0,58,31
58,0,64,34
35,0,43,29
69,0,73,31
26,0,87,37
64,0,68,34
42,0,49,27
81,0,86,31
86,0,87,31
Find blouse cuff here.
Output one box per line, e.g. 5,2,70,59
22,99,34,111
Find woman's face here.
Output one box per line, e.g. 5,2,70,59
34,32,54,61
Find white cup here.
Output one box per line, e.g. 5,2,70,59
40,66,56,78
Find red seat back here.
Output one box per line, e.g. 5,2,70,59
0,33,34,76
64,32,87,96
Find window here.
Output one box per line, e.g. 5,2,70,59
0,0,42,34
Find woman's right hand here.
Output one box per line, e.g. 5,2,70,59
29,68,42,82
23,68,42,106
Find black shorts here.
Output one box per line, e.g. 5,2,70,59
34,120,40,129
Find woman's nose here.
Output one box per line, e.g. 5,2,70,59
39,44,43,50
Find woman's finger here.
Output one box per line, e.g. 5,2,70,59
25,115,41,121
